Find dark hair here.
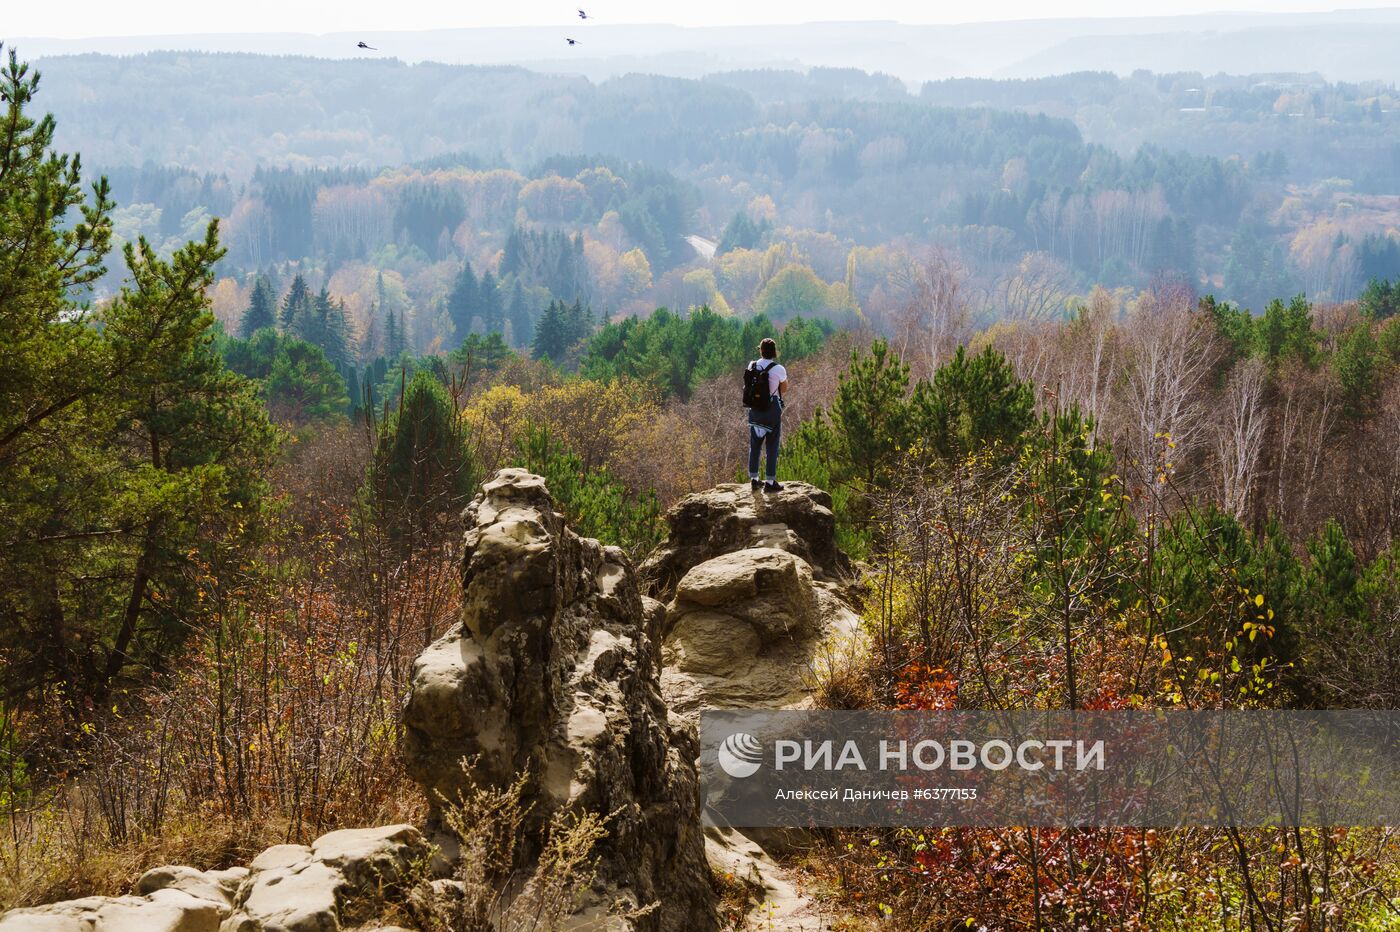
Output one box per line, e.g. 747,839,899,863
759,338,777,359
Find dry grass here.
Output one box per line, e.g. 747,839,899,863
409,763,655,931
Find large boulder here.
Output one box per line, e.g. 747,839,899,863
670,548,820,645
400,469,717,931
640,483,851,603
646,485,862,723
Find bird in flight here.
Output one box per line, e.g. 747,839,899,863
578,9,589,18
566,37,580,45
357,41,377,50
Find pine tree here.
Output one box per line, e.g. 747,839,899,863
1306,518,1366,623
479,270,505,335
507,280,532,348
446,261,479,346
370,371,475,545
280,273,311,332
532,300,567,362
239,274,277,337
826,339,912,490
910,345,1034,461
263,338,349,425
0,47,278,707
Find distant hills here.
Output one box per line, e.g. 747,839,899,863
14,10,1400,84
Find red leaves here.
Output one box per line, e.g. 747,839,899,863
894,664,959,711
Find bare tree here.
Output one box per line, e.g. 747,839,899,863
999,252,1072,323
1054,286,1120,428
1113,291,1217,505
1271,359,1340,535
1212,356,1269,520
892,249,971,380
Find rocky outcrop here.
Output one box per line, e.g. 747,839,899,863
640,482,851,604
0,825,424,932
645,483,860,930
2,473,856,931
400,469,717,930
646,484,862,722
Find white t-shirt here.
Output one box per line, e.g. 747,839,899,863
752,359,787,396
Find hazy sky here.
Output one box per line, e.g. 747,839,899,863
9,0,1400,38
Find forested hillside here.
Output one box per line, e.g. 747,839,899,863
28,50,1400,351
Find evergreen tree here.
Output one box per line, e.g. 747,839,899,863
1257,295,1318,364
532,300,568,363
1359,277,1400,320
264,339,349,425
296,286,352,369
385,306,407,360
717,210,770,255
1306,518,1367,623
479,270,505,335
239,274,277,337
507,280,532,348
279,273,312,332
0,48,277,707
370,371,475,544
911,345,1034,461
446,261,479,345
825,339,913,491
359,302,382,362
564,298,593,347
1333,322,1381,419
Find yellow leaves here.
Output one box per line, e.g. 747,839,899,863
1254,593,1265,607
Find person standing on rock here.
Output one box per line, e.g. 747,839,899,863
745,337,788,492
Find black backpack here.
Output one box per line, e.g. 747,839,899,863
743,360,776,410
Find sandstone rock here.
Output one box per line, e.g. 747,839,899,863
705,828,830,930
225,859,340,932
644,483,860,929
653,500,861,723
0,869,234,932
670,548,820,644
401,468,717,931
310,825,424,890
640,483,850,603
220,826,427,932
138,866,248,905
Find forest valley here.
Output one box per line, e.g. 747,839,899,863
3,44,1400,931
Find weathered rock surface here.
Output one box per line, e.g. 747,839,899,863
647,485,862,722
0,826,424,932
640,483,851,604
706,829,832,930
644,483,861,930
400,468,717,930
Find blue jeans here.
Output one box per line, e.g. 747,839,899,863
747,396,782,481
